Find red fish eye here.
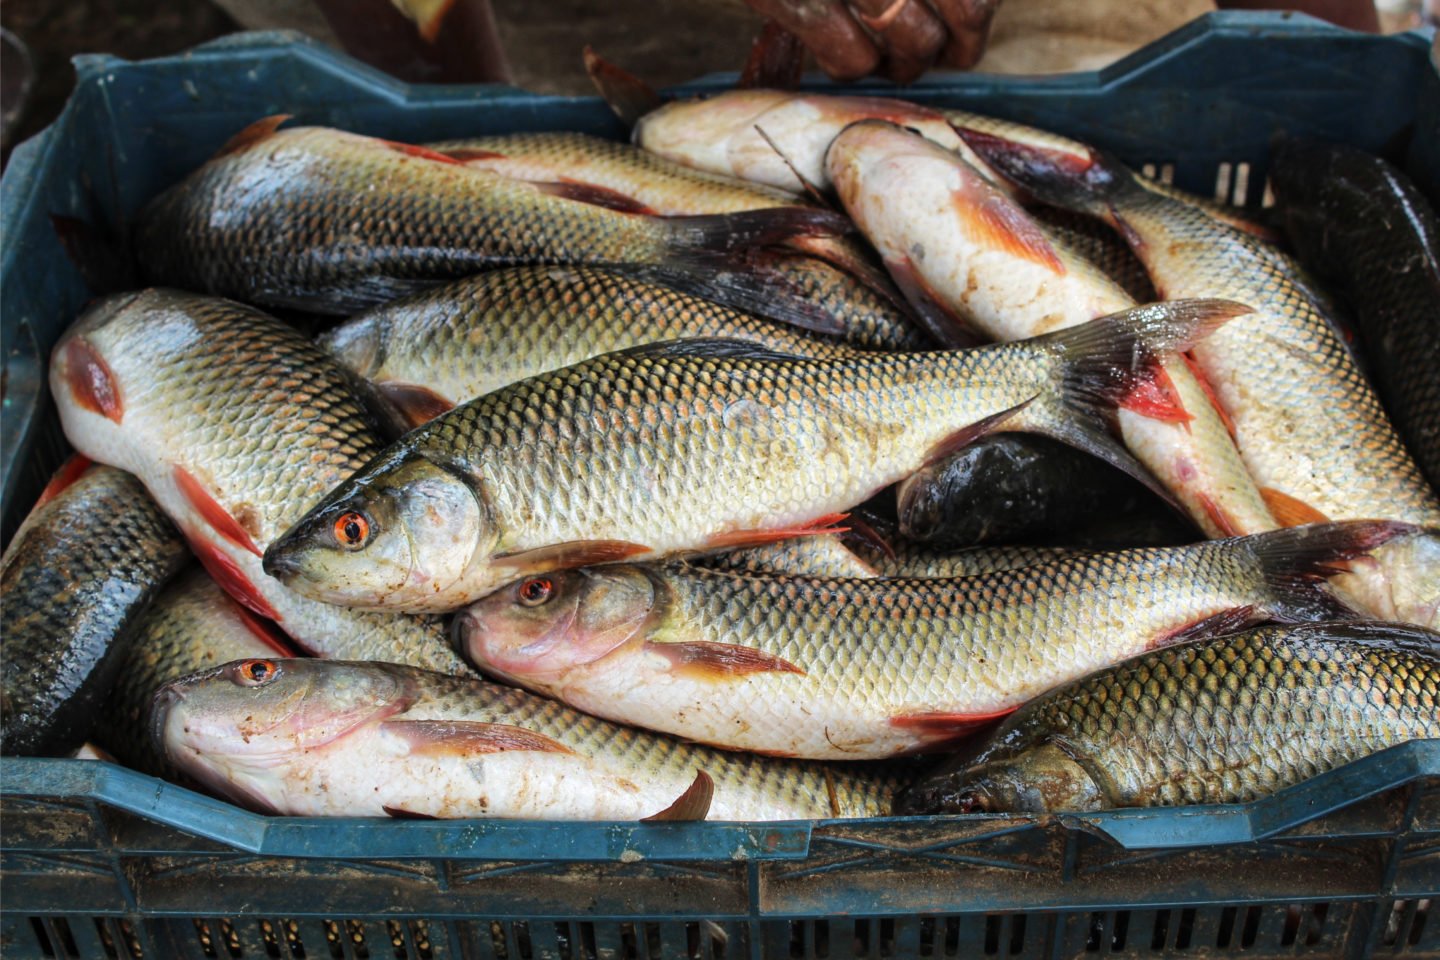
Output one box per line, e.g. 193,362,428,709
333,511,370,549
234,659,279,687
518,577,554,606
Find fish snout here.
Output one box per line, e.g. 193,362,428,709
149,681,188,754
450,608,480,659
261,545,302,583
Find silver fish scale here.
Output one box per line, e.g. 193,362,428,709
395,666,895,817
864,543,1080,578
652,542,1267,705
416,345,1048,556
136,127,674,311
995,625,1440,807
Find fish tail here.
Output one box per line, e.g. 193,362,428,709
954,126,1142,219
1247,520,1422,622
1019,298,1251,509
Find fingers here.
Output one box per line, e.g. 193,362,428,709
849,0,948,83
745,0,882,80
927,0,1002,68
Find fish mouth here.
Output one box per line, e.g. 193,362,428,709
149,682,187,756
260,544,302,583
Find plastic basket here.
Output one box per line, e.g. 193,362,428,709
1,13,1438,959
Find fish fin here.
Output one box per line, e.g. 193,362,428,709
1248,520,1418,622
772,242,922,324
269,275,446,316
1119,363,1194,424
922,400,1033,467
1260,487,1331,527
215,115,292,158
383,719,576,756
230,603,300,657
620,260,848,337
661,208,851,259
384,805,438,819
584,45,661,129
890,708,1014,746
954,128,1138,220
1195,492,1244,538
187,531,284,625
173,465,262,557
618,336,814,364
706,513,850,550
647,641,806,679
883,255,986,347
753,125,832,207
492,540,651,574
843,514,896,561
1150,605,1259,649
952,185,1065,274
381,140,465,165
532,180,659,216
441,147,508,162
1180,351,1237,438
60,336,124,423
739,20,804,90
378,381,455,430
50,214,135,294
34,454,94,509
641,771,714,822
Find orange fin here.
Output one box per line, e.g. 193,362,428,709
642,771,714,822
382,140,465,165
706,513,850,551
173,465,262,557
231,604,299,657
188,530,284,626
383,805,438,820
63,337,123,423
34,454,94,509
1120,362,1193,424
383,719,576,756
443,147,508,163
584,45,662,129
956,190,1065,274
923,401,1032,467
1195,492,1243,538
647,641,806,680
1260,488,1331,527
533,180,658,216
1152,605,1257,649
492,539,651,574
215,115,292,158
1180,351,1237,439
378,381,455,429
890,708,1013,745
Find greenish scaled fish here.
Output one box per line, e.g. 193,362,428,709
897,620,1440,813
264,299,1247,613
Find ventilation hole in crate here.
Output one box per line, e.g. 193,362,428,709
1412,901,1431,946
1215,906,1237,948
486,921,509,960
577,922,598,960
986,915,1004,955
1280,904,1303,946
1161,164,1176,185
853,918,871,958
1382,900,1431,947
194,920,218,959
554,922,575,960
701,919,732,959
1214,163,1233,203
639,922,661,958
815,918,831,959
1106,912,1127,952
918,917,936,957
1175,908,1196,950
1302,903,1330,947
259,920,283,959
51,918,80,958
1149,910,1170,950
1141,163,1157,179
29,918,56,957
92,918,120,959
1008,915,1027,955
1083,913,1103,952
1232,163,1252,206
879,917,897,957
514,921,535,960
1261,179,1276,209
1239,905,1262,948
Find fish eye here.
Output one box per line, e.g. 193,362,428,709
233,659,280,687
518,576,554,607
333,511,371,550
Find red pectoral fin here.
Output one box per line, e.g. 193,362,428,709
954,190,1065,274
923,401,1032,467
1151,605,1258,650
34,454,94,508
443,147,508,162
890,708,1014,746
231,604,299,657
215,115,292,158
705,513,850,551
382,140,466,165
173,465,262,557
492,540,651,574
1260,488,1331,528
533,180,658,216
63,337,123,423
383,719,576,756
187,531,283,625
647,641,806,680
378,381,455,430
1195,492,1243,538
1120,363,1193,424
1180,351,1236,438
641,771,714,822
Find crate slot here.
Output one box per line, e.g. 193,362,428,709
1214,163,1233,204
1383,899,1432,948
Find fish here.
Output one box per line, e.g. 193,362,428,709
97,568,292,776
262,299,1245,613
1030,207,1156,304
1270,139,1440,494
154,657,896,820
827,120,1276,540
895,433,1180,547
453,521,1411,760
1,461,188,756
134,117,851,334
48,288,467,674
863,542,1079,579
700,535,880,579
896,620,1440,814
957,125,1440,624
320,266,863,429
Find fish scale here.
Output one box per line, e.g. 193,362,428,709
456,522,1407,760
2,465,188,756
901,622,1440,813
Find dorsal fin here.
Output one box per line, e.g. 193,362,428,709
617,337,816,364
215,115,292,158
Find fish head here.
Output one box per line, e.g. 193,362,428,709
453,565,660,689
632,90,793,169
899,741,1106,815
317,311,386,380
152,658,411,811
263,453,492,611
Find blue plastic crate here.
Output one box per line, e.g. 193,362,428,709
2,14,1438,959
